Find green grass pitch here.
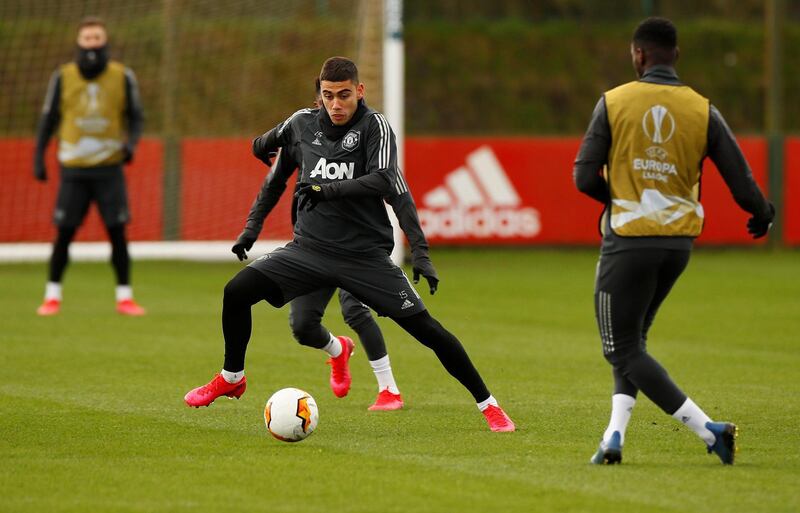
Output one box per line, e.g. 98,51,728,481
1,249,798,512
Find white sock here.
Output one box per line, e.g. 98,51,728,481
321,333,342,358
221,369,244,384
603,394,636,445
116,285,133,302
672,397,715,445
476,395,498,412
369,355,400,394
45,281,62,301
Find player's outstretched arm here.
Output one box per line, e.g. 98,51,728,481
33,70,62,182
707,105,774,238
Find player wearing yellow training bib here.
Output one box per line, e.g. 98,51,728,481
574,17,773,465
33,17,145,316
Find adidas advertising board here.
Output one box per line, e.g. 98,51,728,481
416,146,542,240
404,137,772,245
0,137,783,246
407,142,567,244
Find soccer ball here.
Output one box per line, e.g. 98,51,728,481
264,387,319,442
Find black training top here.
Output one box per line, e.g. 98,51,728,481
253,101,415,258
573,65,772,254
242,138,432,264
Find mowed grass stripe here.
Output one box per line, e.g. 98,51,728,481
1,249,798,513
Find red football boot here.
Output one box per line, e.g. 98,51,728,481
368,388,404,411
117,299,146,316
184,373,247,408
482,404,516,432
327,336,354,398
36,299,61,316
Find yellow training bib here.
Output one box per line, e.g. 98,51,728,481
57,61,127,167
604,81,709,237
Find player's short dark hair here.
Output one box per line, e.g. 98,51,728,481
632,17,677,49
78,16,106,33
320,57,359,84
314,77,321,95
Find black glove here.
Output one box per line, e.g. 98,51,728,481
252,136,277,166
34,155,47,182
747,203,775,239
294,183,330,211
122,143,135,164
412,256,439,295
232,229,258,261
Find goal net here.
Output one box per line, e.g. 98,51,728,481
0,0,386,261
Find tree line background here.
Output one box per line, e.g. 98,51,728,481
1,0,797,136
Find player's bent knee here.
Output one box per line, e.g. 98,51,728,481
55,226,77,245
288,309,320,332
288,309,325,345
222,278,251,309
603,343,644,368
289,322,323,347
223,267,284,309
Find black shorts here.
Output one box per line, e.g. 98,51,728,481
248,241,425,318
594,248,690,363
54,166,129,228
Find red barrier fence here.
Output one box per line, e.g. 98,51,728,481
406,137,768,245
180,139,293,241
0,136,794,246
0,138,163,241
786,138,800,245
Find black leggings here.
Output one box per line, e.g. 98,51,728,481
595,249,690,414
222,267,283,372
48,224,130,285
393,311,490,402
288,287,387,361
222,266,490,402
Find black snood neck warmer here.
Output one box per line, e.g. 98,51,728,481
76,45,109,80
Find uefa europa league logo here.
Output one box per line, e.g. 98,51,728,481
642,105,676,144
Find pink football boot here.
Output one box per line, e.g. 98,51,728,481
117,299,146,316
482,405,516,432
184,373,247,407
368,388,404,411
36,299,61,316
327,336,355,398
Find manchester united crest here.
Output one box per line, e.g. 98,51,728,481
342,130,360,152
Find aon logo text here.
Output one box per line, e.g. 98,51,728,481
311,158,354,180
